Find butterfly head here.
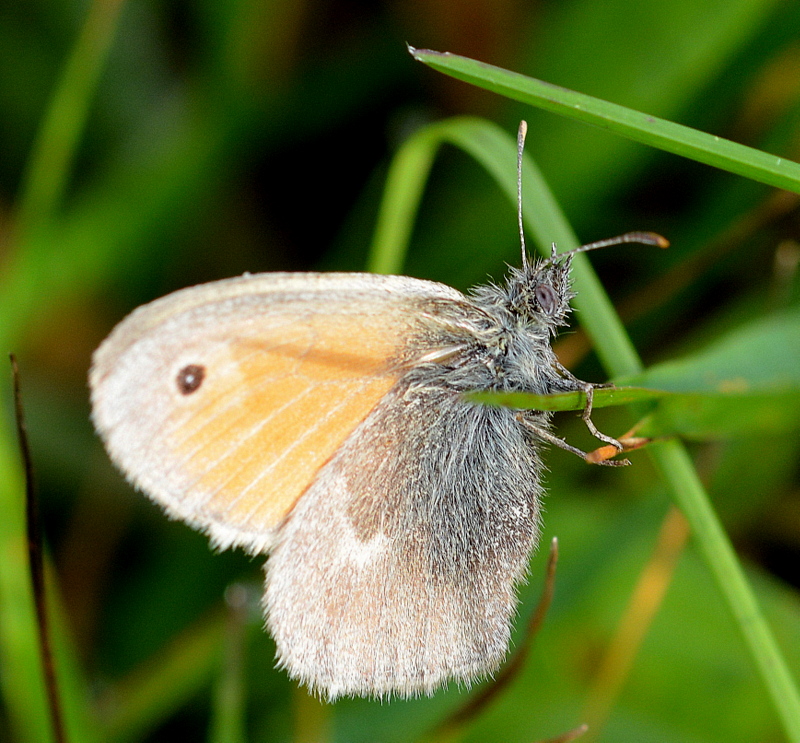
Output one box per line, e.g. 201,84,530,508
504,230,669,336
505,248,575,334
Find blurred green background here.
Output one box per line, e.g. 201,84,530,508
1,0,800,741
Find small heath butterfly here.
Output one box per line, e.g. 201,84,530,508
90,123,666,699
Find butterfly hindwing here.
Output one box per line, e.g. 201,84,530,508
266,374,544,698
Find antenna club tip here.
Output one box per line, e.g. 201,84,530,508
645,232,670,249
625,231,670,249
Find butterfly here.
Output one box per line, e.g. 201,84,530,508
90,122,666,700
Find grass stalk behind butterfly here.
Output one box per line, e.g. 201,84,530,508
369,114,800,742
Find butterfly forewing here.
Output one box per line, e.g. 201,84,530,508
90,273,465,554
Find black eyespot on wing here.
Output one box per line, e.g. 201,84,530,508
176,364,205,394
534,284,558,315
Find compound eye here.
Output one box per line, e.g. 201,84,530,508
534,284,558,315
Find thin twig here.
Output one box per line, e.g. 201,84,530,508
10,354,66,743
437,538,560,734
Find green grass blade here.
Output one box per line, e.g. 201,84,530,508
651,439,800,743
15,0,126,238
367,129,440,275
0,422,98,743
469,387,665,412
503,124,800,742
99,611,227,743
0,422,53,743
409,47,800,196
208,598,248,743
624,308,800,394
526,150,800,742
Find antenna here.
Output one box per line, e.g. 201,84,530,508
517,121,529,271
514,120,669,267
556,231,670,262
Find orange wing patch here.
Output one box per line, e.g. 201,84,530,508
161,311,406,545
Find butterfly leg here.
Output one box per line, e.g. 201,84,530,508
517,413,630,467
553,363,624,451
578,382,624,450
